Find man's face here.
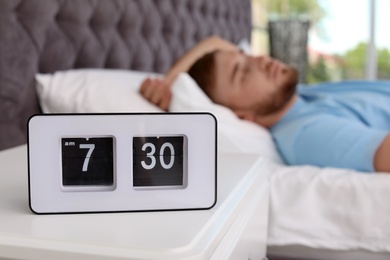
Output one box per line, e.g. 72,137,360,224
210,51,298,117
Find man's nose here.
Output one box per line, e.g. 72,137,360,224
255,56,272,71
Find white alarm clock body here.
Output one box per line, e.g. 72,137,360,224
28,113,217,214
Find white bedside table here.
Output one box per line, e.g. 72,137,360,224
0,145,270,260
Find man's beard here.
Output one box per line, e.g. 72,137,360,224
256,67,298,116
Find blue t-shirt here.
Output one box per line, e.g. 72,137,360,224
270,81,390,172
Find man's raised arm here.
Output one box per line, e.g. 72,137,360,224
164,36,237,84
139,36,237,110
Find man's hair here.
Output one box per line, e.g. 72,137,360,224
188,50,218,97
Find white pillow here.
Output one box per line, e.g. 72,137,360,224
237,38,253,55
35,69,163,113
35,69,283,163
169,73,283,164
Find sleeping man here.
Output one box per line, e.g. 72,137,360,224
140,36,390,173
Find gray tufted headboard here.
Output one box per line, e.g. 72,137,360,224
0,0,252,151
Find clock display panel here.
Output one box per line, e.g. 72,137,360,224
133,136,186,187
61,137,114,186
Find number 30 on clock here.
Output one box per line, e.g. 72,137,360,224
133,136,187,188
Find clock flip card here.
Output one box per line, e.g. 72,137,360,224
28,113,217,214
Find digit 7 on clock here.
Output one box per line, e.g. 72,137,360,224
61,137,114,186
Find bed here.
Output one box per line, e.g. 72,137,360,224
1,0,390,259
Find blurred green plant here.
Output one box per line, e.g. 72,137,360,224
377,48,390,79
266,0,327,37
307,57,331,83
343,42,390,80
264,0,328,84
342,42,366,79
267,0,326,23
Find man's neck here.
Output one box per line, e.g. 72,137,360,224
254,94,298,128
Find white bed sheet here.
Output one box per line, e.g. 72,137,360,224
266,162,390,253
35,69,390,253
267,245,390,260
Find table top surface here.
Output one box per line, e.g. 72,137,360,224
0,145,268,259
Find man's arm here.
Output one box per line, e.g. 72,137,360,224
139,36,237,110
164,36,237,84
374,134,390,173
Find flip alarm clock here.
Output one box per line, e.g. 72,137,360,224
27,113,217,214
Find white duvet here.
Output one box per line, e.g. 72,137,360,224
267,163,390,252
35,69,390,253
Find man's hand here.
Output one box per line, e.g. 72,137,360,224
374,133,390,173
139,77,172,111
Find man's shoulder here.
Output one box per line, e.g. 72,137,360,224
298,80,390,94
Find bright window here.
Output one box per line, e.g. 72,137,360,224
251,0,390,83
